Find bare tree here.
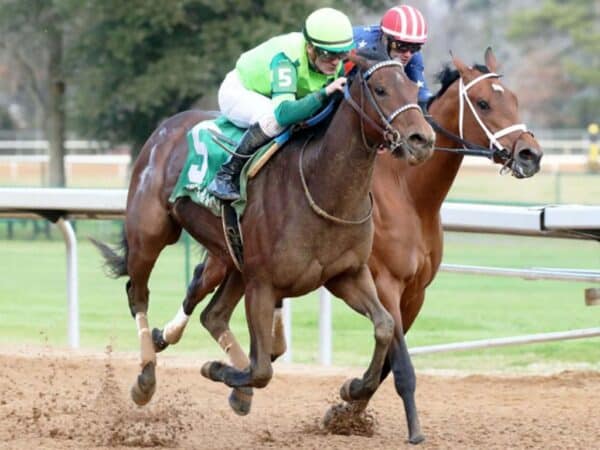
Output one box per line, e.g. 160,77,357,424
0,1,68,186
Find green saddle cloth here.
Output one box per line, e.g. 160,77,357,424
169,116,273,217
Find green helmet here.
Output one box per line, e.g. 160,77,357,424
303,7,354,53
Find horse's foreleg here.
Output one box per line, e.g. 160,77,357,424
202,282,275,390
325,265,394,401
153,255,226,351
199,271,253,414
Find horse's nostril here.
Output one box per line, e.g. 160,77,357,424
408,133,427,147
517,148,540,164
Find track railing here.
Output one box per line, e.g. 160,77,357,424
0,188,598,361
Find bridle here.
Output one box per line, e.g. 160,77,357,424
343,60,421,152
427,71,534,173
299,60,423,226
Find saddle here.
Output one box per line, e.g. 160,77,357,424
170,102,337,270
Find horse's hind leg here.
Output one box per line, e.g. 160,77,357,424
126,246,163,406
325,265,394,402
199,271,253,414
202,281,276,390
153,253,227,351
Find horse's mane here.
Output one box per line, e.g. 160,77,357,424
427,63,490,109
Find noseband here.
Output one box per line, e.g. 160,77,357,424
343,60,421,151
427,72,534,172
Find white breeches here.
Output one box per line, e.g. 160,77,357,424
218,70,284,137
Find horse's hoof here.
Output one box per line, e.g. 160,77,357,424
408,433,425,445
340,378,361,402
322,401,374,436
130,362,156,406
200,361,213,379
228,387,253,416
201,361,226,381
152,328,169,352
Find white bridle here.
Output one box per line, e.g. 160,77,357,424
458,72,528,153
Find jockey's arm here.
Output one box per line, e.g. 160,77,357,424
272,90,327,127
269,53,334,127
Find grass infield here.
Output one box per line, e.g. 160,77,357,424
1,225,597,372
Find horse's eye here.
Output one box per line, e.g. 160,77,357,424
477,100,490,110
374,86,386,96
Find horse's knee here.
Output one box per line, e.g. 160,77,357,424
374,311,395,345
251,365,273,388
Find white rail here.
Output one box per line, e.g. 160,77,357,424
0,188,598,357
409,328,600,356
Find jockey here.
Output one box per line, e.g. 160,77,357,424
352,5,432,111
208,7,354,201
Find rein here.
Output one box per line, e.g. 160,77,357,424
297,60,422,226
427,71,532,169
210,62,423,227
426,115,502,158
299,134,374,226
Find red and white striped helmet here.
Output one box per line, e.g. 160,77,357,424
380,5,428,44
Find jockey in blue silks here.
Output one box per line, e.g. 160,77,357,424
351,5,432,112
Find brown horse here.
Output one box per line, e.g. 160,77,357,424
363,47,542,440
93,55,435,417
151,48,542,444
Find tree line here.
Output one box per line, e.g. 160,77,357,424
0,0,597,186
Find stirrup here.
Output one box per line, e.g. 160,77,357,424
208,178,240,201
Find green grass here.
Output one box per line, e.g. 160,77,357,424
448,170,600,205
0,225,598,373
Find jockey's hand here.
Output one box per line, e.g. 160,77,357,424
325,77,347,96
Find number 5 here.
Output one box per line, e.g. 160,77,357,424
278,67,292,87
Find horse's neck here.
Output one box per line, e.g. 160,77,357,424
305,104,375,215
407,98,464,213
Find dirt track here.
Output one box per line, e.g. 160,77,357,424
0,347,598,449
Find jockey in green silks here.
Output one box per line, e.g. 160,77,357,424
208,7,355,201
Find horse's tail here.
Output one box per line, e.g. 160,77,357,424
89,233,129,278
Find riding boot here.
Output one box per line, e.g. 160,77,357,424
208,122,270,201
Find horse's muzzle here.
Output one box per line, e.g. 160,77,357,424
402,130,435,165
513,146,542,178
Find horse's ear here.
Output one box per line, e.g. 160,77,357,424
450,51,469,78
484,46,498,72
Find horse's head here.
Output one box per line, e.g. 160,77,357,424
446,48,543,178
346,53,435,165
